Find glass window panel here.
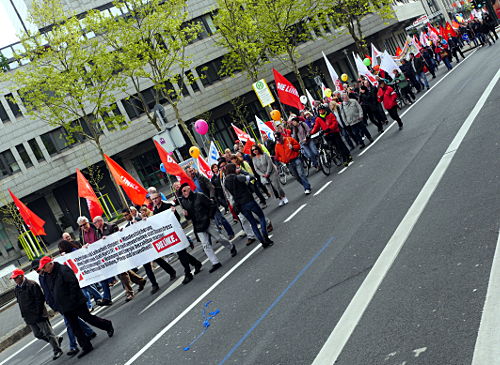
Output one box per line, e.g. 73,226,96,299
28,139,45,162
16,144,33,168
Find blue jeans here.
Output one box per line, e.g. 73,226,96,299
82,285,102,309
301,140,318,167
99,278,113,300
214,209,234,237
416,71,429,89
240,200,268,243
64,315,94,350
442,57,453,70
287,157,311,191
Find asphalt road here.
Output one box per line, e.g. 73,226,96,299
1,44,499,365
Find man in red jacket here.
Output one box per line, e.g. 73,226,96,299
377,79,404,130
310,104,352,165
274,132,311,194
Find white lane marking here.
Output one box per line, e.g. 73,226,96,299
338,162,353,175
471,227,500,365
124,243,264,365
313,181,333,196
311,66,499,365
357,49,478,158
283,204,307,223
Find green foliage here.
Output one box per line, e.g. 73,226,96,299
0,54,10,72
319,0,393,55
92,0,201,143
4,0,127,151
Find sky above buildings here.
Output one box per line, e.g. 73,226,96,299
0,0,33,49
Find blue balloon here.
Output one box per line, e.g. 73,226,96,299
160,163,166,173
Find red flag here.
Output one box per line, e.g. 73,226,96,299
272,69,304,110
8,189,46,236
104,154,148,206
76,169,104,220
197,156,213,179
243,139,255,155
445,22,458,38
154,140,196,191
439,26,449,41
395,46,403,57
231,124,254,142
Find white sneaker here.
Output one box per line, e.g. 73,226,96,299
304,189,311,195
278,199,284,207
282,197,289,205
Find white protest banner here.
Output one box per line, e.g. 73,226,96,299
56,210,189,287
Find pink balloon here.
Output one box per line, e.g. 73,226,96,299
194,119,209,135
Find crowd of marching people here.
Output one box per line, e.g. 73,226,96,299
8,15,498,362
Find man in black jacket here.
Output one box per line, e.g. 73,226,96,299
40,256,114,359
151,193,203,284
410,53,430,90
400,58,421,92
177,185,237,273
224,164,273,248
12,268,63,360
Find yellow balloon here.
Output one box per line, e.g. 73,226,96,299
189,146,201,159
341,74,348,82
324,88,332,98
270,110,281,121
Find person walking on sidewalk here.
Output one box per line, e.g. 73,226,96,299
377,79,404,130
11,268,63,360
93,215,146,302
32,260,96,358
152,192,203,284
39,256,114,359
178,183,237,273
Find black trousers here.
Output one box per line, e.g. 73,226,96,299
177,248,201,276
143,258,176,287
64,304,112,351
325,132,350,160
387,107,403,127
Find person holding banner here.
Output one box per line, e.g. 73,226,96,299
178,184,237,273
151,193,203,284
39,257,114,359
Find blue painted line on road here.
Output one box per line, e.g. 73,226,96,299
183,301,220,351
217,236,335,365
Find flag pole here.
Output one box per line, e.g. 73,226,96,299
78,196,82,217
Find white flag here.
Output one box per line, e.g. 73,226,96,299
207,141,220,166
255,115,275,141
379,50,401,77
322,52,344,92
306,89,315,109
353,53,378,87
371,44,382,67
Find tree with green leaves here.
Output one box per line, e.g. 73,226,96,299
3,0,129,205
319,0,393,55
213,0,268,83
252,0,320,94
91,0,201,145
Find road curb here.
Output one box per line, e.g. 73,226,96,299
0,325,31,353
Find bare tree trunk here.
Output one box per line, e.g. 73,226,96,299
95,142,128,209
172,103,197,146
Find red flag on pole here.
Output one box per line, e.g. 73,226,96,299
104,154,148,206
445,22,458,38
197,156,213,179
272,69,305,110
242,139,255,155
154,140,196,191
8,189,46,236
76,169,104,220
231,124,254,142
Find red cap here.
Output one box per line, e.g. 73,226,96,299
10,268,25,279
38,256,53,271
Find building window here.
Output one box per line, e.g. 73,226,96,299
16,144,34,168
0,150,20,179
41,127,75,156
176,76,190,97
185,71,199,92
122,95,144,120
0,101,10,122
5,93,22,117
131,150,170,189
196,56,225,87
28,139,45,162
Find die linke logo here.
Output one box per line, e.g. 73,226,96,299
64,259,84,281
120,176,140,191
276,82,299,97
152,232,181,253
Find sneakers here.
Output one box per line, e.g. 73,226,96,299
278,199,285,207
182,274,193,284
246,238,256,246
230,245,237,257
304,189,311,195
67,348,79,357
209,263,222,273
282,197,289,205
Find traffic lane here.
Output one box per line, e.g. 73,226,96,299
334,76,500,364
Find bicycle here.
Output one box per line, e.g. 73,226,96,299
308,132,336,176
300,149,311,177
276,161,290,185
